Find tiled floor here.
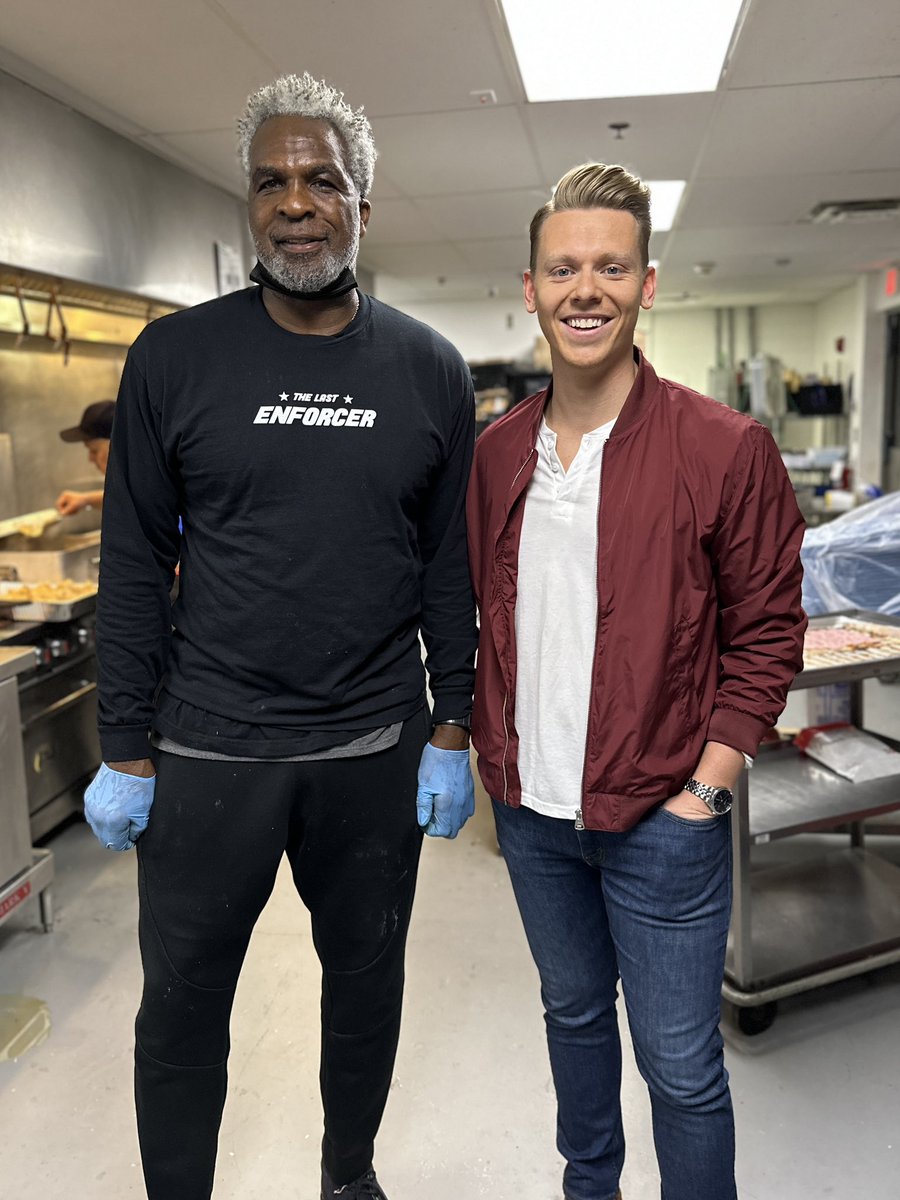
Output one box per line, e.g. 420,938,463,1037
1,789,898,1198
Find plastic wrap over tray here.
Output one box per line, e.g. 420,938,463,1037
802,492,900,616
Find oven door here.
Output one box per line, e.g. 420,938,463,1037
19,657,100,839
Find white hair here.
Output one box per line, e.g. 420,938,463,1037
237,72,377,198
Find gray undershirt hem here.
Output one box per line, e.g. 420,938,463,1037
151,722,403,763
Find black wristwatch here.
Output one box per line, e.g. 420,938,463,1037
434,717,471,732
684,778,733,815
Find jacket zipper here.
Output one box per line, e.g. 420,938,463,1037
501,691,511,804
509,449,536,493
576,437,610,829
500,448,537,806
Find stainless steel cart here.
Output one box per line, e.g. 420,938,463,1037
723,611,900,1034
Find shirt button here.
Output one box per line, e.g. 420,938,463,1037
551,462,559,473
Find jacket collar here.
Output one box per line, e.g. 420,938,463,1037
515,347,662,454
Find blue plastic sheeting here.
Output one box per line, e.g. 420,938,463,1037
802,492,900,617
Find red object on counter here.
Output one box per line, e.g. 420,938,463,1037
794,722,851,753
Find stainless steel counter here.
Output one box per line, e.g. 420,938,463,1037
0,644,34,683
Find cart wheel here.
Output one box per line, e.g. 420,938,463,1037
737,1002,777,1036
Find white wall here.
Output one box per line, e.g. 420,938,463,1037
852,274,891,487
639,303,820,394
638,308,717,393
812,284,859,385
755,305,818,374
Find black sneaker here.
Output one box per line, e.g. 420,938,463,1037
320,1166,387,1199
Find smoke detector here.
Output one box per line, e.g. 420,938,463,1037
809,199,900,225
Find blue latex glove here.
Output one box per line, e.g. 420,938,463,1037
416,743,475,839
84,762,156,851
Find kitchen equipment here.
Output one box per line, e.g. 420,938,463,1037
2,602,101,840
0,529,101,584
724,610,900,1034
0,646,54,935
0,582,98,622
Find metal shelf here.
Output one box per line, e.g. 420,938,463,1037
725,610,900,1021
725,849,900,992
749,743,900,842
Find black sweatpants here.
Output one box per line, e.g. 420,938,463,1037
134,711,428,1199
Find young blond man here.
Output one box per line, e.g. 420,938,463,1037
467,164,806,1200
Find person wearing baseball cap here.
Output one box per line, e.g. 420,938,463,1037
56,400,116,516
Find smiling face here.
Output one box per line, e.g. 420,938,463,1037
247,115,370,292
524,208,655,384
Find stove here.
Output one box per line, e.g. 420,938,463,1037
2,609,100,840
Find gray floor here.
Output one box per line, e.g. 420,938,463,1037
1,790,898,1199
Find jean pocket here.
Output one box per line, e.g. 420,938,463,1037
658,807,722,830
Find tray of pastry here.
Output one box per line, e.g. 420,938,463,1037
798,612,900,684
0,579,98,621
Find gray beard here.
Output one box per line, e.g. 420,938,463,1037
253,222,359,293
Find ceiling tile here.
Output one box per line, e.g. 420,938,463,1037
698,78,900,178
421,189,547,242
661,222,900,291
359,198,446,246
454,237,530,273
358,242,472,277
666,220,900,261
522,94,717,184
378,273,527,305
0,0,275,133
372,107,542,196
153,129,245,196
216,0,523,116
726,0,900,88
679,171,900,229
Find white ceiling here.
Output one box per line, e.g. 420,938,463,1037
1,0,899,308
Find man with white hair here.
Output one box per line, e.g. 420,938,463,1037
87,73,477,1200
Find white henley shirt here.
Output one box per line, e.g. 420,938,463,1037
515,417,615,820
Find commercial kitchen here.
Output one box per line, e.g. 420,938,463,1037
1,1,900,1197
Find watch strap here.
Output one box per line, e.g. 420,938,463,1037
434,717,471,731
684,778,718,803
684,777,732,814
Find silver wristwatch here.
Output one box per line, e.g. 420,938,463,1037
684,777,733,815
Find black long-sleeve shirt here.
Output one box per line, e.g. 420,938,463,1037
97,288,477,762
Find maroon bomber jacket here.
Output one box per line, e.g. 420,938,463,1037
466,350,807,832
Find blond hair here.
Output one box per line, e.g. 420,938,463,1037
529,163,651,271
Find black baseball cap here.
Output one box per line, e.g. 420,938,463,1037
59,400,116,443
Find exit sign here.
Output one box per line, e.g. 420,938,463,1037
887,267,899,297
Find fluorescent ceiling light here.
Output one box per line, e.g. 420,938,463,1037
646,181,686,232
501,0,745,101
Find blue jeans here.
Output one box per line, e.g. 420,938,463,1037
493,799,736,1200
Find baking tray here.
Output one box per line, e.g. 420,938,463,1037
0,508,61,540
0,583,97,622
794,611,900,688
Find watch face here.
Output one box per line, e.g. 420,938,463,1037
711,788,733,815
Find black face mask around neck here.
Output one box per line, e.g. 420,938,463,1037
249,259,359,301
